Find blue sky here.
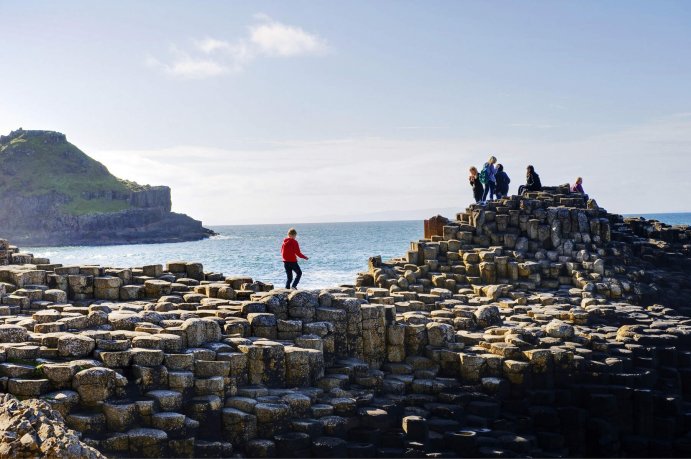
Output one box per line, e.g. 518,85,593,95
1,1,690,223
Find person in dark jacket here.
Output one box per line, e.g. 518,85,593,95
571,177,584,193
494,163,510,198
481,155,498,202
469,166,484,203
518,165,542,195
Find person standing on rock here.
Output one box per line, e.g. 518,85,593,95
518,165,542,195
495,163,511,198
480,156,497,203
469,167,484,203
281,228,309,289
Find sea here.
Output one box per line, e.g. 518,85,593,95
24,213,691,290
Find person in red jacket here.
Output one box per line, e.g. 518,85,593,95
281,228,309,289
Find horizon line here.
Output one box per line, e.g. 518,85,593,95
204,210,691,227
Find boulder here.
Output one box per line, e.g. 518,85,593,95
0,324,29,343
545,320,575,340
181,318,222,347
72,367,119,404
58,334,96,358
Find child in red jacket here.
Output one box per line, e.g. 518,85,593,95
281,228,309,289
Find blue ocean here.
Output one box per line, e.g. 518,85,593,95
26,221,421,289
25,213,690,289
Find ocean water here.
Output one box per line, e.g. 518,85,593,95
25,221,422,289
23,213,691,290
630,213,691,226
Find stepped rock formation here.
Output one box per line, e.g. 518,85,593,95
0,129,215,246
0,187,690,457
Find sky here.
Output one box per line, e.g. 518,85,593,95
0,0,690,224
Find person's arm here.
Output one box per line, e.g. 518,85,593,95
295,241,308,260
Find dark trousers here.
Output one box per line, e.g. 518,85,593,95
284,261,302,288
482,181,496,201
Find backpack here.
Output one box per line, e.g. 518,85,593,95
479,164,489,184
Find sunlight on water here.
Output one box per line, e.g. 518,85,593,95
25,221,423,289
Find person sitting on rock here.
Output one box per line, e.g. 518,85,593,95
469,166,484,203
571,176,584,193
518,165,542,195
480,156,498,202
494,163,511,198
281,228,309,289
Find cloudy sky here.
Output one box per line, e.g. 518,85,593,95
1,1,690,224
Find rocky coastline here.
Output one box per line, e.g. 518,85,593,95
0,187,689,458
0,129,215,246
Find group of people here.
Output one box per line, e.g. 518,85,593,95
468,156,511,203
468,156,585,204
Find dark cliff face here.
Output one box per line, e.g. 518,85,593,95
0,208,215,246
129,187,172,212
0,129,215,246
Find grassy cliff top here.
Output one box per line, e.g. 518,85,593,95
0,129,143,215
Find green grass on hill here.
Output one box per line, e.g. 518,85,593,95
61,198,132,215
0,131,140,215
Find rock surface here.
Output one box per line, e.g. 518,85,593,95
0,393,105,458
0,186,689,457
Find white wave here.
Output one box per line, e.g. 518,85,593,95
210,234,242,240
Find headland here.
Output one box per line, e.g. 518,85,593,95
0,129,215,246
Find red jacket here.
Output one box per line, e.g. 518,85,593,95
281,238,307,262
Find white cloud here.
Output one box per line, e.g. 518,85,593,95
194,38,253,66
90,115,691,225
146,49,231,79
396,125,448,130
508,123,558,129
195,38,234,54
148,15,328,79
249,18,328,57
169,58,228,79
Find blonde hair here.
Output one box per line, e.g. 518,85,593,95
287,228,297,236
575,176,582,184
488,156,497,164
